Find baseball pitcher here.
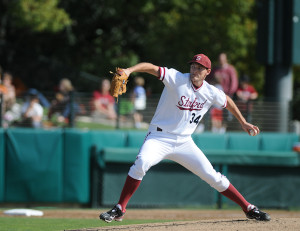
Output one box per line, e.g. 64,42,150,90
100,54,270,222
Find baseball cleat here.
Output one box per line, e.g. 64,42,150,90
99,204,124,223
245,205,271,221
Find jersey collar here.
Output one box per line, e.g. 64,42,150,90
191,82,204,92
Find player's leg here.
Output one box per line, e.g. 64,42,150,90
100,132,173,222
168,138,270,221
118,134,173,210
168,138,230,191
100,174,142,222
221,184,270,220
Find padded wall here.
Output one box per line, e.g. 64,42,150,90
2,129,300,208
5,128,63,202
227,132,260,151
226,165,300,208
127,131,148,147
260,133,299,151
90,130,127,151
192,133,228,151
63,129,92,203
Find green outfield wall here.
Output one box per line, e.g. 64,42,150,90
101,163,215,207
226,165,300,208
0,128,299,208
5,129,64,202
63,129,92,203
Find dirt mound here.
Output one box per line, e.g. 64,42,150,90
59,209,300,231
70,218,299,231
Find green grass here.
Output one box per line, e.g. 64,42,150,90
75,121,115,130
0,217,173,231
75,120,148,131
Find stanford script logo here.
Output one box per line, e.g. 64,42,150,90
177,96,207,111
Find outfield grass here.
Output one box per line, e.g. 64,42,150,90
0,217,172,231
75,121,115,130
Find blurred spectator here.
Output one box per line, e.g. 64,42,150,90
12,76,27,97
210,75,226,133
1,72,16,112
1,72,22,127
26,88,50,109
213,53,238,98
48,78,79,125
92,79,117,120
15,93,43,128
236,75,258,122
131,76,146,129
212,53,238,122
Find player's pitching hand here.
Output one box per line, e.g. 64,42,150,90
241,123,260,136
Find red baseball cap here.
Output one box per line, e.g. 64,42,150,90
189,54,211,69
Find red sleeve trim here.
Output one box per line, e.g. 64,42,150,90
157,67,162,80
158,67,165,81
161,67,165,81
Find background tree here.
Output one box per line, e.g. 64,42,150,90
0,0,264,94
0,0,71,91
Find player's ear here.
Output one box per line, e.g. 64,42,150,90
206,68,211,75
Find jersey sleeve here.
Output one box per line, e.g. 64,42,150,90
212,86,227,108
157,67,181,88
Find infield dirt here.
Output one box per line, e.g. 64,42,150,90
41,209,300,231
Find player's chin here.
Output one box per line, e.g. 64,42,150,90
192,81,202,88
191,78,199,84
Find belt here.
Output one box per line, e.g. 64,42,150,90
157,127,163,132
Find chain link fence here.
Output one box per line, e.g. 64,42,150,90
0,91,298,133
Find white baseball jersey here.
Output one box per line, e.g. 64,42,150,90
150,67,227,136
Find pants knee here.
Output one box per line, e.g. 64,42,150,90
128,157,152,180
203,172,230,192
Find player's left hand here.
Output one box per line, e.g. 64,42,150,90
109,67,129,100
241,122,260,136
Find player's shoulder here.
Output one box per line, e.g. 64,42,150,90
162,67,188,81
163,67,184,76
203,80,216,90
203,81,224,95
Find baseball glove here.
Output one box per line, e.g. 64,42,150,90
109,67,129,102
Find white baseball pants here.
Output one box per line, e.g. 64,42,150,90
128,126,230,192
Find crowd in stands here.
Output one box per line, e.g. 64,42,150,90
0,53,258,131
92,79,117,120
205,53,258,133
0,73,81,128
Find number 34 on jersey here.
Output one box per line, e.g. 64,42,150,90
190,113,201,124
